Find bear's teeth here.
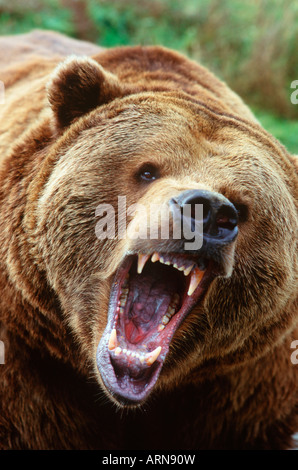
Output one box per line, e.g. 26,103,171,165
108,328,118,350
151,252,160,263
187,268,205,296
119,285,129,309
145,346,162,366
172,293,180,305
158,296,179,329
148,253,196,277
137,254,150,274
183,264,195,276
167,306,176,315
122,274,129,288
110,343,160,366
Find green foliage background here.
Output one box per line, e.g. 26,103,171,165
0,0,297,152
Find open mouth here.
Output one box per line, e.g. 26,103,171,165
97,252,218,406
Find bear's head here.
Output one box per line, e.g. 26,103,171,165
26,53,298,406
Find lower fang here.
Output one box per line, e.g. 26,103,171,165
145,346,162,366
108,328,118,350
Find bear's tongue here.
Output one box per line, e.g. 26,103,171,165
105,259,187,402
99,254,209,404
120,265,180,346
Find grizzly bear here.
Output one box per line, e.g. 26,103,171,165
0,30,297,450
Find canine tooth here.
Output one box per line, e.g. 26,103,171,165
183,264,194,276
151,252,159,263
146,346,162,366
115,347,122,355
108,329,118,350
139,355,145,364
187,268,204,296
137,254,150,274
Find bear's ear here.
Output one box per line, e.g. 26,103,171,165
47,56,122,129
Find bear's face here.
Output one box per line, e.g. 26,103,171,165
32,56,297,406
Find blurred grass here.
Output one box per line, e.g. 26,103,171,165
0,0,297,153
252,109,298,154
254,110,298,153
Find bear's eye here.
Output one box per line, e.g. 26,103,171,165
135,163,160,183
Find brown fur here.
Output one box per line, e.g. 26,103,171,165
0,30,297,450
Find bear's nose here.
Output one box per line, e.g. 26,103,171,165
170,189,238,244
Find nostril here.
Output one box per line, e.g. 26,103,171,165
232,202,249,223
216,204,238,231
